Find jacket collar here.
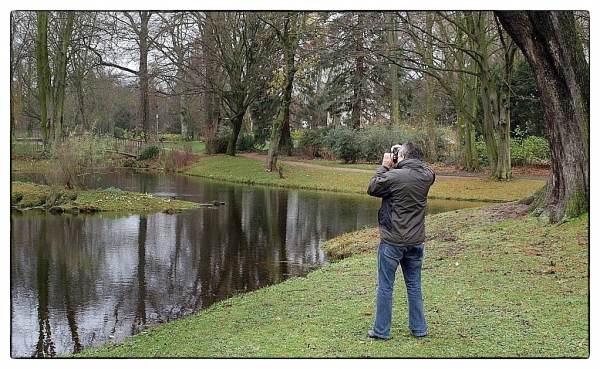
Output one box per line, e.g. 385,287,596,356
395,158,422,169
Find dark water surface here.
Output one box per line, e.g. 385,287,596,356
10,170,488,357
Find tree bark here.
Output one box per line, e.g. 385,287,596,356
266,13,298,171
468,11,512,180
351,12,364,129
54,12,75,143
496,11,589,222
137,11,151,141
36,11,52,151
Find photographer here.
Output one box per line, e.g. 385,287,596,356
366,142,435,340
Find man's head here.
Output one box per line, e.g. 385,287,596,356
397,142,423,161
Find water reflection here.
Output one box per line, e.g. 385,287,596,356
11,171,488,357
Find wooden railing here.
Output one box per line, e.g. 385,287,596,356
12,135,152,159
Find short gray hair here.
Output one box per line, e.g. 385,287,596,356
398,142,423,160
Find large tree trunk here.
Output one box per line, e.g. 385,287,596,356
496,11,589,222
226,107,246,156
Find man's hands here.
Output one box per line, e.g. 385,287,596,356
382,153,394,169
382,145,404,169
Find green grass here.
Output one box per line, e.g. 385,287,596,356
71,207,588,358
159,140,206,153
184,154,376,194
11,181,200,213
184,154,545,202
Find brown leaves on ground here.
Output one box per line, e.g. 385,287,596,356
479,203,531,220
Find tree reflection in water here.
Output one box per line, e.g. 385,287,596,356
10,171,488,357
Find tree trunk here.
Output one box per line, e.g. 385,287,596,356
351,12,364,129
137,11,151,141
36,11,52,151
54,12,75,143
496,11,589,222
265,12,299,171
387,13,400,126
470,11,512,180
203,91,219,153
265,64,295,171
226,110,245,156
424,13,437,162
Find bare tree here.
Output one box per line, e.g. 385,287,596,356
201,12,276,156
262,12,302,172
87,11,160,140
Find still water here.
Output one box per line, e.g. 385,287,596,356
11,170,488,357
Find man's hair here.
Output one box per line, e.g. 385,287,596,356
399,142,423,160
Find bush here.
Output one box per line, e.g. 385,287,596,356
511,135,550,165
477,135,550,166
211,125,233,154
158,133,182,142
296,128,327,159
324,126,362,163
522,136,550,163
114,127,125,139
236,133,256,152
138,145,160,160
48,134,114,189
359,125,409,163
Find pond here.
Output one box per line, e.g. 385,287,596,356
10,169,489,357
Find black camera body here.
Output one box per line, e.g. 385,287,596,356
392,147,400,163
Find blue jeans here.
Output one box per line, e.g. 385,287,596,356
372,241,427,339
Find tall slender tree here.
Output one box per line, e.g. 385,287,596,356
263,12,302,172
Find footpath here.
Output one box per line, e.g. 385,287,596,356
238,152,549,180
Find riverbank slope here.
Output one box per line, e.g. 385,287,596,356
182,154,546,202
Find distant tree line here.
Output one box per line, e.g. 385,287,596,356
10,10,589,221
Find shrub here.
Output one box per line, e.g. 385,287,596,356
521,136,550,163
114,127,125,139
163,149,202,170
296,128,327,159
324,126,362,163
158,133,182,142
477,135,550,167
236,133,256,152
49,134,114,189
211,125,233,154
138,145,160,160
359,125,409,163
511,135,550,165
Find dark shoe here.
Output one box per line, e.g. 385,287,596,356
367,329,390,340
413,332,427,338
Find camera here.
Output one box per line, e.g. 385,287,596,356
392,147,400,163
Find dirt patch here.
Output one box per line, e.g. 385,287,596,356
479,203,531,221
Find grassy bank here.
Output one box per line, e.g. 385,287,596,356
11,181,201,213
72,204,588,358
183,154,546,202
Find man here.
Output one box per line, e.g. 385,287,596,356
366,142,435,340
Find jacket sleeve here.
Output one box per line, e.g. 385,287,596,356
367,166,392,198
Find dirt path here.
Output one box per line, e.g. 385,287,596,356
238,152,549,180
